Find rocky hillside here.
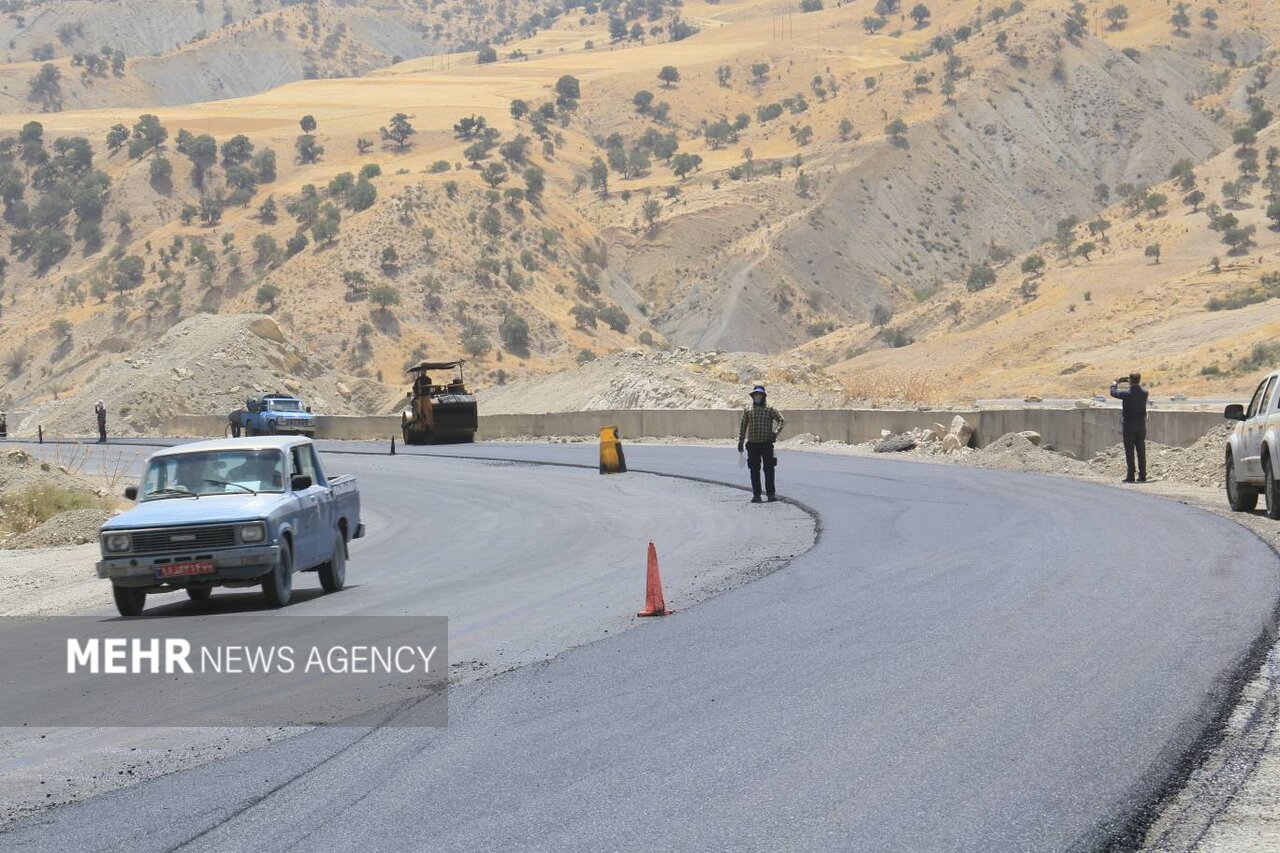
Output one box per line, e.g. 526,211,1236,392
478,347,848,414
0,0,548,111
13,314,395,437
0,0,1277,420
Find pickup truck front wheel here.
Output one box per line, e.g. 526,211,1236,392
113,585,146,618
1265,459,1280,520
1226,450,1259,512
319,532,346,593
262,540,293,608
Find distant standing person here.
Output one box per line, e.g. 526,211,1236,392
737,384,786,503
95,399,107,444
1110,372,1148,483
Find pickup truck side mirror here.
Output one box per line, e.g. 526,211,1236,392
124,485,138,501
1225,404,1246,421
291,474,313,491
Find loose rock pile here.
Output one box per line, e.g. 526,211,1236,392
18,315,397,438
477,348,848,414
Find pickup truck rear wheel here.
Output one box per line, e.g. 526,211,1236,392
1226,450,1258,512
262,540,293,608
1265,459,1280,520
319,532,346,593
113,585,146,618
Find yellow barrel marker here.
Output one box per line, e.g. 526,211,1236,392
599,426,628,474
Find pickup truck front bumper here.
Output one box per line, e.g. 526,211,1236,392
97,544,281,588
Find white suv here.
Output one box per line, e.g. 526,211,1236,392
1225,372,1280,515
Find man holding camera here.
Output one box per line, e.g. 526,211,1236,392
1110,372,1148,483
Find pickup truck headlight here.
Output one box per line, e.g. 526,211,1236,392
102,532,131,553
239,522,267,544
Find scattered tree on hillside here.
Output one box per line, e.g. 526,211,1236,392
590,157,609,197
1184,189,1205,212
910,4,931,27
105,124,128,152
27,64,62,112
657,66,680,88
380,113,416,150
885,118,908,145
1201,8,1218,28
716,65,731,87
476,45,498,64
1103,5,1128,30
555,75,580,105
295,134,324,164
257,196,277,223
128,114,167,159
186,134,217,189
966,263,997,292
148,155,172,190
1267,201,1280,230
1021,254,1045,276
800,0,823,11
1145,243,1162,264
863,16,887,34
256,283,280,309
368,284,400,314
481,162,508,188
300,115,317,133
499,310,530,352
641,197,661,230
1170,2,1190,35
221,134,254,166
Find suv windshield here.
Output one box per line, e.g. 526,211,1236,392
141,449,285,499
266,399,304,413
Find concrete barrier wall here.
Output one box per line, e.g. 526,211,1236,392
154,408,1230,460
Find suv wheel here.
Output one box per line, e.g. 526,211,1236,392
1265,457,1280,520
1226,449,1259,512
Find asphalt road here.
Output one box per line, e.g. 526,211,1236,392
2,440,1278,852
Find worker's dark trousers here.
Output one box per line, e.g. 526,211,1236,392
746,441,777,497
97,418,106,443
1123,421,1146,480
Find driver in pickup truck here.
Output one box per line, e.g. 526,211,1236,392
1110,371,1149,484
227,453,281,491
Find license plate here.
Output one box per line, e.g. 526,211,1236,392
157,560,216,579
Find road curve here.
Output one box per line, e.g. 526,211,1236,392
2,441,1277,852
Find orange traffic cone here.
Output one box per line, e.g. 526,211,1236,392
637,541,669,617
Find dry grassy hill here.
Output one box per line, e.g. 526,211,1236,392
0,0,1277,422
0,0,549,111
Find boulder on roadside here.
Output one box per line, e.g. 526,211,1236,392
1018,430,1042,446
941,434,962,453
874,434,917,453
947,415,974,448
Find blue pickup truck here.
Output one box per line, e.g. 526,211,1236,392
97,436,363,617
228,394,316,437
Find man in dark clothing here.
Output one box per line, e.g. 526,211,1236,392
737,385,786,503
1110,372,1148,483
95,399,107,444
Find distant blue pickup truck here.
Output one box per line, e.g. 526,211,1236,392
228,394,316,437
97,436,363,617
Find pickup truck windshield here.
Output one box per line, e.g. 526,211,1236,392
267,399,304,412
141,449,285,499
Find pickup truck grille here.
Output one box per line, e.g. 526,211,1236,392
130,525,238,555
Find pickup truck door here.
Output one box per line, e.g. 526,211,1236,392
1242,376,1274,481
291,444,332,568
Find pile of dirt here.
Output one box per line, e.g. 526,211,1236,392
0,448,103,496
4,508,117,550
0,448,113,546
477,348,848,414
1088,423,1232,488
971,432,1091,477
17,315,398,438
